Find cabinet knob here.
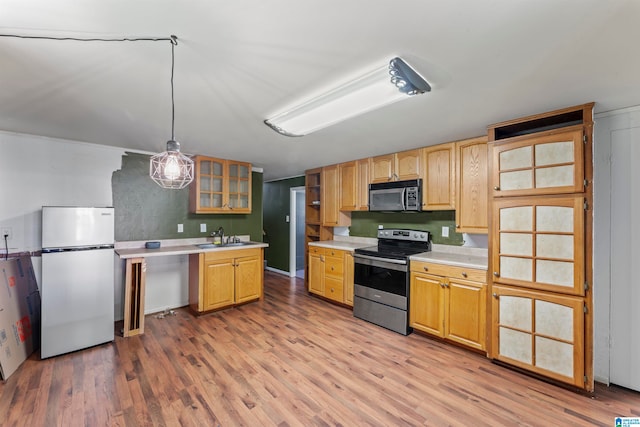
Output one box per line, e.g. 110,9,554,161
493,271,499,277
493,292,499,299
423,266,429,271
456,224,460,228
461,272,467,278
331,288,335,292
444,283,449,288
331,266,334,271
440,282,445,288
494,186,500,191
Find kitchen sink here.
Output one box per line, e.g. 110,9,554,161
196,243,219,249
221,241,255,247
196,242,255,249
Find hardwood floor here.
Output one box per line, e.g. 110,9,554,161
1,271,639,426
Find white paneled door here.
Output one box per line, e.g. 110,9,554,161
610,125,640,391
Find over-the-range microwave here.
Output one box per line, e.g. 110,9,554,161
368,179,422,212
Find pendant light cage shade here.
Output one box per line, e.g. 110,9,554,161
150,140,194,189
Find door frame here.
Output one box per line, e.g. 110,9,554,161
289,186,305,277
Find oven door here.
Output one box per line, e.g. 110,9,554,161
353,254,408,297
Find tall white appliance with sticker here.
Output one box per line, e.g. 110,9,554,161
41,206,115,358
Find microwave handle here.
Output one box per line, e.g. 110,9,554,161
401,188,406,210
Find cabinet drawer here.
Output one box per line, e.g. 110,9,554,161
325,256,344,277
309,246,323,255
325,276,344,302
411,261,486,283
204,247,260,262
324,248,344,257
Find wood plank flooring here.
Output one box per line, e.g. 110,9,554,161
1,271,639,426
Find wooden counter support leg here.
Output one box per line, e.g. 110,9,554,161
123,257,146,337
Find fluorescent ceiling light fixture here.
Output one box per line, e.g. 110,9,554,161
264,57,431,137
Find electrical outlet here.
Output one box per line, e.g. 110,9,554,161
441,226,449,238
2,227,12,240
177,224,184,233
285,215,290,223
200,224,207,233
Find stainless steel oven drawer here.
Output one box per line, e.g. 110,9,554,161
353,296,410,335
354,284,407,310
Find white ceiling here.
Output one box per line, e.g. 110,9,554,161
2,0,640,181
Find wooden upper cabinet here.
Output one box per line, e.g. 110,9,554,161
339,161,357,211
322,165,350,226
395,149,423,181
455,136,489,233
370,153,396,183
190,156,252,214
422,143,455,210
227,161,252,212
356,158,370,211
490,128,585,198
370,149,422,183
340,158,370,211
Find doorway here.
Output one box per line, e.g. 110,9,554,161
594,107,640,392
289,186,305,278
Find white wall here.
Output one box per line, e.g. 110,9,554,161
593,105,640,384
0,131,189,322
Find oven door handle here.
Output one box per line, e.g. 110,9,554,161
354,253,407,265
401,187,406,211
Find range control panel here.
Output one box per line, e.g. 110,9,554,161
377,228,431,243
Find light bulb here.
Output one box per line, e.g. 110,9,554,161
163,154,180,180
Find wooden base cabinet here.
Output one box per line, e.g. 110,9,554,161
189,248,263,314
410,261,487,351
491,285,585,388
308,246,353,305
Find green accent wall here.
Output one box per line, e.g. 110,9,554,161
112,152,263,242
349,210,463,245
262,176,305,271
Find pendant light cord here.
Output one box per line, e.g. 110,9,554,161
0,34,174,43
1,32,179,142
170,35,177,142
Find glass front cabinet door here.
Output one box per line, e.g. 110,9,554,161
190,156,252,214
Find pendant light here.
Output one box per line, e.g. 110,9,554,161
150,35,194,189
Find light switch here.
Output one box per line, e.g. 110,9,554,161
285,215,290,223
442,226,449,238
200,224,207,233
177,224,184,233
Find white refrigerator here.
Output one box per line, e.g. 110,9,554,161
41,206,115,358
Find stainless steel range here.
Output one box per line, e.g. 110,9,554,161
353,229,431,335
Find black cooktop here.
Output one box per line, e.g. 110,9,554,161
354,229,431,260
355,244,429,260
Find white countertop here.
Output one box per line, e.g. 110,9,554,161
308,240,372,252
115,237,268,259
410,252,488,270
310,238,488,270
